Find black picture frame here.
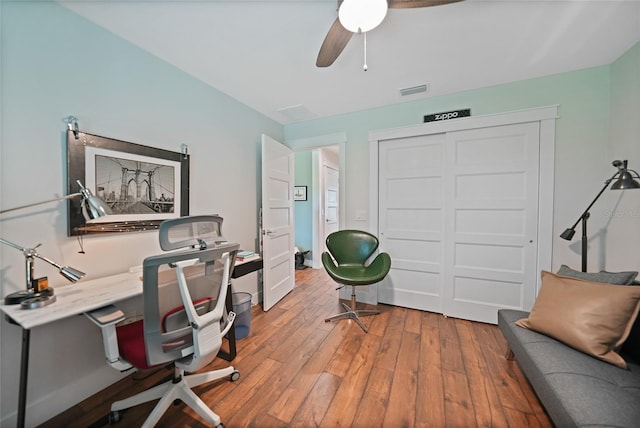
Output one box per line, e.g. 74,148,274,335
294,186,307,201
66,130,189,236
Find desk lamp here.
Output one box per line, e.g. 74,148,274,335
0,180,111,307
560,160,640,272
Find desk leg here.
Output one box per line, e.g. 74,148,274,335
17,328,30,428
217,282,236,361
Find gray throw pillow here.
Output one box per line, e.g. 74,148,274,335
557,264,638,285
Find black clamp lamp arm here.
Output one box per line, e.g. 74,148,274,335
560,160,640,272
0,180,111,306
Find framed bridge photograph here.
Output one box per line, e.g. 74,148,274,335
66,130,189,236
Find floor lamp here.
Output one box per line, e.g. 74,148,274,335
560,160,640,272
0,180,111,307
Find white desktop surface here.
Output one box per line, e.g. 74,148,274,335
0,271,142,330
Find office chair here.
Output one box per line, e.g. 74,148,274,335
322,229,391,333
86,216,240,428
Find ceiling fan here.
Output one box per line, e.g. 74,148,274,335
316,0,464,68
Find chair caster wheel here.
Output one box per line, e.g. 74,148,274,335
230,370,240,381
108,410,121,424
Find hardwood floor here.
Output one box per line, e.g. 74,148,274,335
41,268,551,428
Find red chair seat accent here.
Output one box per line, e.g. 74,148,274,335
116,320,157,370
117,297,215,370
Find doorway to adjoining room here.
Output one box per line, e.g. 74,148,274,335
294,145,341,270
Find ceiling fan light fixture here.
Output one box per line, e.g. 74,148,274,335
339,0,388,33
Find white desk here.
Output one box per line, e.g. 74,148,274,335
1,271,142,330
0,257,263,428
0,272,147,428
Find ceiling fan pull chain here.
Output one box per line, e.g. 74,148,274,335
363,32,368,72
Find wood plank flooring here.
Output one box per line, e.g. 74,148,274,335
41,268,551,428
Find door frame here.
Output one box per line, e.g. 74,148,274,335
317,152,340,268
369,106,559,299
287,132,347,269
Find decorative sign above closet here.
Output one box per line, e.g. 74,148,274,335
424,108,471,123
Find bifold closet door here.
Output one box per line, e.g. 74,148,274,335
377,134,446,313
377,122,541,324
442,122,540,324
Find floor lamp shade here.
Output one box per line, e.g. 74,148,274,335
611,167,640,189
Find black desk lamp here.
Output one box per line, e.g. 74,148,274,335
560,160,640,272
0,180,112,307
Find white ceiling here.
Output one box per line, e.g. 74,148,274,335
57,0,640,125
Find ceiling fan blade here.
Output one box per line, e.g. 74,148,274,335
388,0,464,9
316,17,353,67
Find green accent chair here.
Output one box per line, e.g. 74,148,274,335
322,230,391,332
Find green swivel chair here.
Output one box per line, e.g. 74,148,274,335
322,230,391,333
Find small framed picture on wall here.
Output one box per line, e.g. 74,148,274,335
294,186,307,201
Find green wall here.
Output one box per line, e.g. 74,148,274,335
610,42,640,158
0,1,282,425
284,57,631,272
294,151,313,252
604,42,640,270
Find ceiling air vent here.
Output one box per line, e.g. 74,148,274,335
399,84,429,97
277,104,317,122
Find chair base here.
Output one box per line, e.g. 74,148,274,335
111,365,237,427
325,286,379,333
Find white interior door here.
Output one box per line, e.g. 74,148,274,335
261,134,295,311
442,122,540,323
323,164,339,248
378,134,446,313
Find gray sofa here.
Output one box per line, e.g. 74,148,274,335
498,308,640,427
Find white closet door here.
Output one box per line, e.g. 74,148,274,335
378,134,446,313
443,122,540,324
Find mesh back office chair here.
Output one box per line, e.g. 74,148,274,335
87,216,240,428
322,230,391,333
